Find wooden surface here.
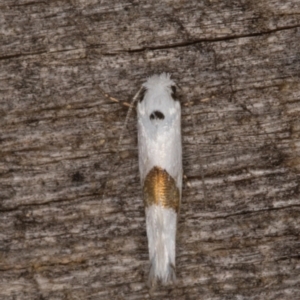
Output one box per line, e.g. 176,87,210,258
1,1,300,299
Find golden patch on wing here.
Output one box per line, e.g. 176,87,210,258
143,166,180,212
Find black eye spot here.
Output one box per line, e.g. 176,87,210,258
171,85,178,100
150,110,165,120
138,87,147,103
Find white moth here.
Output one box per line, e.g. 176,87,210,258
137,73,182,286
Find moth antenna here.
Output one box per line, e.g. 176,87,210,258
117,86,144,149
99,85,143,200
97,85,134,108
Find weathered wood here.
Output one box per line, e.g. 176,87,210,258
1,0,300,299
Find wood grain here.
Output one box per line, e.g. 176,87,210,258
1,0,300,299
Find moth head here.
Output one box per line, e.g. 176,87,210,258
138,73,180,124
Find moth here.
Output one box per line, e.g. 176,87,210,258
101,73,182,287
137,73,182,286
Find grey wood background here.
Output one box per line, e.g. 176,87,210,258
1,0,300,299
